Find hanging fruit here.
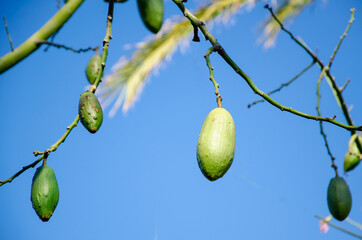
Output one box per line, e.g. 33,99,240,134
327,176,352,221
344,134,361,172
78,91,103,133
137,0,164,34
31,165,59,222
197,108,235,181
85,54,102,85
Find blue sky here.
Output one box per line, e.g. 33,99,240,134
0,0,362,239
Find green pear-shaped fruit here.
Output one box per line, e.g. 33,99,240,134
85,54,102,85
197,108,235,181
31,165,59,222
79,91,103,133
327,177,352,221
137,0,164,34
344,134,361,172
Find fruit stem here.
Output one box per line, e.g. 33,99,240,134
204,47,222,108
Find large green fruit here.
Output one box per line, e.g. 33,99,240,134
197,108,235,181
31,165,59,222
79,91,103,133
327,177,352,221
85,54,102,85
344,134,361,172
137,0,164,34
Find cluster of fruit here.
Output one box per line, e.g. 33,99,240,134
30,0,359,223
30,47,104,222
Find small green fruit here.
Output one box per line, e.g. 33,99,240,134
79,91,103,133
31,165,59,222
344,134,361,172
137,0,164,34
327,177,352,221
197,108,235,181
85,54,102,85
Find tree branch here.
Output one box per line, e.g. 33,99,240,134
3,16,14,51
0,0,84,74
0,0,115,187
315,215,362,239
316,68,338,176
248,61,315,108
172,0,362,131
35,40,98,53
265,5,362,152
204,47,222,108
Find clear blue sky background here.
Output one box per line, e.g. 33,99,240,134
0,0,362,239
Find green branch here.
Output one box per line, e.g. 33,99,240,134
0,0,115,187
316,68,338,176
248,61,315,108
0,0,84,74
204,47,222,108
172,0,362,132
266,5,362,152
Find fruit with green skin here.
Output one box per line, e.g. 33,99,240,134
79,91,103,133
85,54,102,84
197,108,235,181
31,165,59,222
327,177,352,221
344,134,361,172
137,0,164,34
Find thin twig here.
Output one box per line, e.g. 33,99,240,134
315,215,362,239
3,16,14,51
340,79,350,92
204,47,222,108
265,5,362,153
316,68,338,176
172,0,362,131
328,8,355,69
0,0,115,187
35,40,98,53
248,61,315,108
0,0,85,74
44,29,61,52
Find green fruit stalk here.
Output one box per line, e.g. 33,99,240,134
31,165,59,222
85,54,102,85
137,0,164,34
344,134,361,172
78,91,103,133
327,177,352,221
197,108,235,181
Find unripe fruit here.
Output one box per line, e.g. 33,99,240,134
344,134,361,172
327,177,352,221
197,108,235,181
31,165,59,222
79,91,103,133
137,0,164,34
85,54,102,85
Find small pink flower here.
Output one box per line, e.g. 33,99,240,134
319,215,332,234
